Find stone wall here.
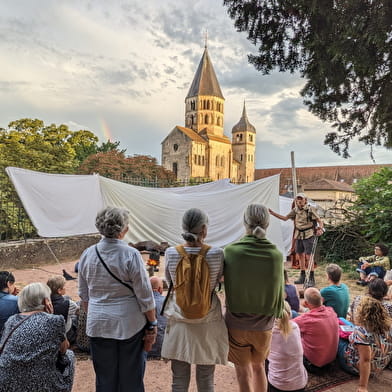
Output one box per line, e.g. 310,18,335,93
0,235,101,269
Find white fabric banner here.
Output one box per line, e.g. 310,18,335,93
6,167,290,254
6,167,103,237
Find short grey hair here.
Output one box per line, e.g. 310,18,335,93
181,208,208,243
244,204,270,239
95,207,129,238
18,282,51,312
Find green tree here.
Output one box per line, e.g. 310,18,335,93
351,167,392,245
0,118,101,240
224,0,392,157
97,140,126,154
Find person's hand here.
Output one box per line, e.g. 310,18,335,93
143,328,157,352
11,286,20,296
315,227,324,236
268,208,273,215
361,263,369,270
43,298,54,314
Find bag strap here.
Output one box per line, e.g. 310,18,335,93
160,281,173,316
95,246,134,293
0,313,34,355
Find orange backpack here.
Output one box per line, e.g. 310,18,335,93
174,244,211,319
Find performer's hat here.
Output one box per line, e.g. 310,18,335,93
296,192,307,199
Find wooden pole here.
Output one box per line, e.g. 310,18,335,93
291,151,298,197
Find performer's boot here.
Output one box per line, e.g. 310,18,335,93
307,271,316,287
294,270,306,284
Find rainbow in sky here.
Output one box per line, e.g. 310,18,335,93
99,118,114,142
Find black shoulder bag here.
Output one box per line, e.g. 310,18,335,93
95,245,134,294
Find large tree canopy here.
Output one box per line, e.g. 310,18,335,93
224,0,392,157
0,119,99,174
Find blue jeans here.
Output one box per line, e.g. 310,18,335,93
337,339,357,375
90,328,145,392
171,359,215,392
356,261,386,279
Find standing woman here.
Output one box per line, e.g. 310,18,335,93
78,207,156,392
162,208,228,392
224,204,285,392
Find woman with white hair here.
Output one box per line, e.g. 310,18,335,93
162,208,228,392
0,282,75,392
224,203,285,392
78,206,156,392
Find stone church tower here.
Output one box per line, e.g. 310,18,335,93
232,102,256,183
161,45,256,183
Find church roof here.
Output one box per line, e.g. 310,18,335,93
232,102,256,133
175,126,207,143
186,47,224,99
304,178,354,192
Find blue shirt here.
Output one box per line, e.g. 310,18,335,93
0,292,19,333
320,283,350,318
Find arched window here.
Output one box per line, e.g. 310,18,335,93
216,156,219,166
198,155,201,165
249,134,253,142
207,100,210,110
172,162,178,177
194,155,197,164
240,154,243,162
217,117,221,126
221,156,224,167
205,114,209,124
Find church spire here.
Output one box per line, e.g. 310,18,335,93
232,101,256,134
186,47,224,99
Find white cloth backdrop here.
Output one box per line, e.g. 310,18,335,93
6,167,294,254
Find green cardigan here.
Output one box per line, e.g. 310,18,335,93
224,235,285,318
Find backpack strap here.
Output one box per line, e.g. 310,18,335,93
175,245,187,257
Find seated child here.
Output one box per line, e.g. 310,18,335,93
267,301,308,392
356,243,390,285
47,276,79,344
284,270,301,317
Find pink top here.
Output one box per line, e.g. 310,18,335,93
268,321,308,390
294,305,339,367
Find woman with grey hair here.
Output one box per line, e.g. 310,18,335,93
162,208,228,392
224,203,285,392
78,206,156,392
0,282,75,392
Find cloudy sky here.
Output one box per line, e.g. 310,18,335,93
1,0,390,169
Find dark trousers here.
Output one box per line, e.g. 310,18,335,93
90,328,145,392
268,383,305,392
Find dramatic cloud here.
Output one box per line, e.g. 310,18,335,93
0,0,389,169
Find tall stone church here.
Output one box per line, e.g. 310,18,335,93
161,46,256,183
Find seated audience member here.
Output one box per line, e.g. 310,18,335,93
47,276,79,345
356,243,390,285
293,288,339,372
320,264,350,318
268,302,308,392
337,296,392,392
284,270,300,316
348,278,392,321
147,276,167,360
0,282,75,392
0,271,19,335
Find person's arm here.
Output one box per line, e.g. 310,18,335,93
367,256,389,268
357,344,371,392
59,338,70,354
268,208,291,221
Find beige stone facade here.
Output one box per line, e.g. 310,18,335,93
161,47,255,183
